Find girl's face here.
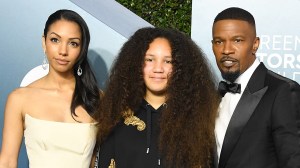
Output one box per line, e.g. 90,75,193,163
42,20,82,75
143,37,173,97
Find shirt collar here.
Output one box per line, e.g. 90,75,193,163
234,58,260,94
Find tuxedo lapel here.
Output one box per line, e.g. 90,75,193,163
218,63,268,168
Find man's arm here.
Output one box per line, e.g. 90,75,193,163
272,81,300,167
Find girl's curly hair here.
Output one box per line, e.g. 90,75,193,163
96,27,219,168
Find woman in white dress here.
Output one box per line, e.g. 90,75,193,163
0,9,101,168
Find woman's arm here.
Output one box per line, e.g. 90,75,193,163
90,145,99,168
0,89,25,168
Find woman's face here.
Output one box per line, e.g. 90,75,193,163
143,37,173,97
42,20,82,75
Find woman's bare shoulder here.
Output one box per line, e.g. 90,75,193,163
9,77,46,100
7,88,33,104
26,76,45,88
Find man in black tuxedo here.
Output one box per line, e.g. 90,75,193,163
212,7,300,168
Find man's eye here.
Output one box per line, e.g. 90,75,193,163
235,39,242,43
145,58,153,62
213,40,222,45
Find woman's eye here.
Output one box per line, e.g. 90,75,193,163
50,38,59,43
69,42,79,47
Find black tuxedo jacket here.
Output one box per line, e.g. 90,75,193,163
216,63,300,168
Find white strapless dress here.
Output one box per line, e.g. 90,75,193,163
24,114,97,168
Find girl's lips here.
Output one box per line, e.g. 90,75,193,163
150,77,166,81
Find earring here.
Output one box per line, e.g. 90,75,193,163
77,65,82,76
42,51,48,70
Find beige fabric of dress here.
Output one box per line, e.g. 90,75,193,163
24,114,97,168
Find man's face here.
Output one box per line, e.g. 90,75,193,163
212,19,259,82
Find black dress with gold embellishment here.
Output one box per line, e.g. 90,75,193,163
98,99,165,168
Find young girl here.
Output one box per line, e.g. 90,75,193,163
0,10,100,168
96,27,219,168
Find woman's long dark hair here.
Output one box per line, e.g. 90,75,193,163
44,9,100,117
96,27,219,167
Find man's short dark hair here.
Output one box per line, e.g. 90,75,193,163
214,7,256,28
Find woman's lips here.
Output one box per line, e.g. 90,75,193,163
55,58,69,65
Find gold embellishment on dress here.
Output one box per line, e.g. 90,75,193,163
123,108,146,131
108,159,115,168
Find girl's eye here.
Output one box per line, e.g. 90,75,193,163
145,58,153,62
165,60,172,64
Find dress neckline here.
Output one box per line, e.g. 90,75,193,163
25,113,97,125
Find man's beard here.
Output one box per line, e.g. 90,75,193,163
221,70,240,83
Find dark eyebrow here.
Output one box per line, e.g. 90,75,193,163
49,32,62,39
145,54,172,57
49,32,81,41
230,35,246,39
212,36,222,40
